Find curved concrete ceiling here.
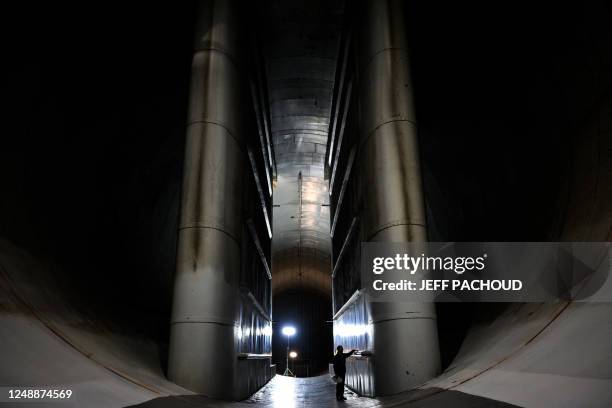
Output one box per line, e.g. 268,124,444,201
264,0,344,293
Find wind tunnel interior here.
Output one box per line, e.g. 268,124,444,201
1,1,612,406
264,0,341,378
0,1,196,368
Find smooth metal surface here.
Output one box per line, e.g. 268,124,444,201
333,291,375,396
168,0,271,400
272,247,332,294
179,122,243,239
361,121,427,242
332,0,440,396
265,0,343,295
357,0,424,242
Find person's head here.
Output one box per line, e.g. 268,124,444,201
336,345,343,354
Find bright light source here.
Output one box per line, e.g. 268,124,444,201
289,351,298,359
282,326,296,336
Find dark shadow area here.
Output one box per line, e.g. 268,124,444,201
0,2,196,367
406,1,612,369
435,303,474,369
272,289,333,377
410,1,612,242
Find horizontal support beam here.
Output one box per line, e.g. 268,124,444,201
330,146,356,237
329,80,353,195
249,79,273,195
246,219,272,280
240,287,272,322
247,149,273,239
237,353,272,360
332,289,364,321
331,216,358,279
327,30,353,168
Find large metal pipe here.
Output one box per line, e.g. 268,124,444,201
168,0,246,399
358,0,440,395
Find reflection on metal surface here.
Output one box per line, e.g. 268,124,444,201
333,292,375,396
326,0,441,397
265,0,342,294
169,0,273,400
273,247,332,294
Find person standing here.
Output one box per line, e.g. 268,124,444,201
333,345,356,401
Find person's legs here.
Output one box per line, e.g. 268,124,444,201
336,375,345,400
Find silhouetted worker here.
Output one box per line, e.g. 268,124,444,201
333,345,356,401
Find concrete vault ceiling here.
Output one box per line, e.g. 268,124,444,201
263,0,344,294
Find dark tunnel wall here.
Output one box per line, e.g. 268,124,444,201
272,289,333,377
0,2,196,344
405,1,612,242
405,0,612,371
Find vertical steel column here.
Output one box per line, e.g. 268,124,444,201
168,0,245,399
358,0,440,395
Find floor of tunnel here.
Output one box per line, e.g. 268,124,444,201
0,234,524,408
127,375,519,408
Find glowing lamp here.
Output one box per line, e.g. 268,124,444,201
282,326,296,336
